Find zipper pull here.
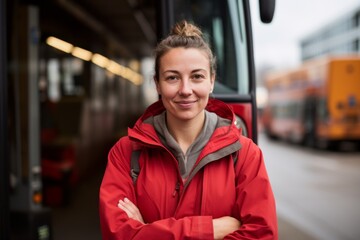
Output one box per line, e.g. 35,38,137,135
172,182,180,197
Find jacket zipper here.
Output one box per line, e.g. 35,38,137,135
172,182,180,197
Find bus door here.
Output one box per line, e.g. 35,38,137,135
303,95,317,146
157,0,275,143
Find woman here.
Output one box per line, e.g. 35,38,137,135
99,20,277,239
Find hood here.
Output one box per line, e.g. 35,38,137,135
128,98,240,151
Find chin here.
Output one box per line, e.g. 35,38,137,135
176,110,204,121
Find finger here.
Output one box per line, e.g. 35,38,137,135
124,198,137,208
118,200,133,217
122,199,138,215
118,199,139,218
118,198,144,223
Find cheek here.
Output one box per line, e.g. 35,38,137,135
194,85,212,97
158,84,177,98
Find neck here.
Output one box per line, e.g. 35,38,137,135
166,111,205,154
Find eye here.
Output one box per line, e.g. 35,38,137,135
192,74,205,80
165,75,179,81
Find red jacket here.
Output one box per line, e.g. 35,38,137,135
99,99,277,239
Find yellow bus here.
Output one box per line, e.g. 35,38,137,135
263,55,360,149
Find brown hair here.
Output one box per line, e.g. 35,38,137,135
153,20,216,80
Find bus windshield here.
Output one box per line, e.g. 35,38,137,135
173,0,249,95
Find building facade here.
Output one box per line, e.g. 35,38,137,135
300,5,360,61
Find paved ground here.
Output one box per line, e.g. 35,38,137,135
259,133,360,240
51,159,314,240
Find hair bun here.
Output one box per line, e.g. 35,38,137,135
171,20,203,38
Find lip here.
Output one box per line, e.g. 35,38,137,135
174,100,198,109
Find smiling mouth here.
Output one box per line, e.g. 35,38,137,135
175,100,198,108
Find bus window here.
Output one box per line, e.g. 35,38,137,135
173,0,248,95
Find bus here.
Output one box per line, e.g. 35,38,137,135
263,55,360,149
1,0,275,239
161,0,275,142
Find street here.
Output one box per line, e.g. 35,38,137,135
52,133,360,240
259,133,360,240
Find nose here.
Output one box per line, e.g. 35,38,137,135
179,78,192,96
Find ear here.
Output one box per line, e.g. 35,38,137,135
210,73,215,91
154,76,161,94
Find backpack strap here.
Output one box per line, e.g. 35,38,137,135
130,149,239,184
130,150,141,184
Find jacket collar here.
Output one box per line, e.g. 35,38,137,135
138,98,236,124
128,98,240,149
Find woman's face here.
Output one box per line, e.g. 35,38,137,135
156,47,215,123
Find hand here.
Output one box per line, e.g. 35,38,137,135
118,198,145,224
212,216,241,240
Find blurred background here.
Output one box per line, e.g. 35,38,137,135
253,1,360,239
0,0,359,239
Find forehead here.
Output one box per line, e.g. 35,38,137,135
160,48,210,71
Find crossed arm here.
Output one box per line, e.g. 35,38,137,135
118,197,241,240
101,137,277,239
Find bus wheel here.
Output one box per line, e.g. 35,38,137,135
264,128,278,140
315,139,337,151
304,132,315,148
315,138,328,149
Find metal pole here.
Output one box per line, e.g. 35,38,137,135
0,0,10,238
156,0,174,41
244,0,258,144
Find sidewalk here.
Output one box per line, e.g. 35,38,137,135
278,217,317,240
51,165,316,240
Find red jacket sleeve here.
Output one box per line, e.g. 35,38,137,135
226,137,278,240
99,137,214,240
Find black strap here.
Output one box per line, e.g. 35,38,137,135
130,150,141,184
130,149,239,184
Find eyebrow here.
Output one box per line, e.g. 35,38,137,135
162,69,207,74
